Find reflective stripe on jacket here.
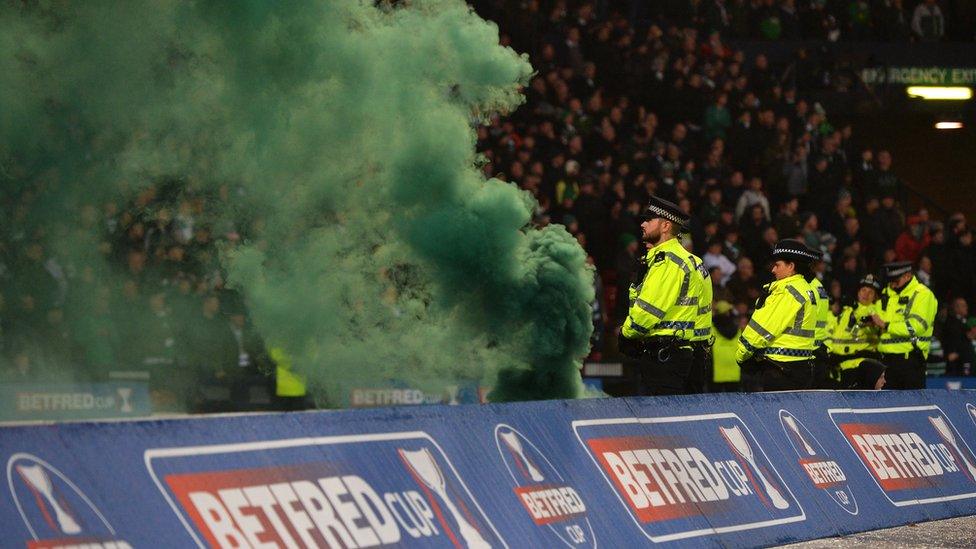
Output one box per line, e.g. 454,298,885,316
692,263,714,342
736,274,818,363
622,238,709,340
877,276,937,357
810,278,831,347
828,303,880,370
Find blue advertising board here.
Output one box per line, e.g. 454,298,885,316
2,390,976,548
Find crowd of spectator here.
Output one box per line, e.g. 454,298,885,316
471,0,976,367
2,1,975,414
0,183,280,412
476,0,970,47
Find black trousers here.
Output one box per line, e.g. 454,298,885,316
881,352,926,390
744,359,815,392
687,343,710,395
637,346,696,396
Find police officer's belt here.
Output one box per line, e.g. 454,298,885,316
762,347,815,358
634,336,693,354
880,336,932,344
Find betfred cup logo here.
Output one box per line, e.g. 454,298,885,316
779,410,857,515
831,405,976,506
494,425,595,547
147,431,506,548
574,413,804,543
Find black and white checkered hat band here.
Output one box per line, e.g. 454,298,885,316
772,246,819,260
647,204,684,225
887,265,912,277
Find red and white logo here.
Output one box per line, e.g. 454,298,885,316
6,453,131,548
779,410,857,515
494,424,595,547
145,431,506,548
830,405,976,506
574,413,804,543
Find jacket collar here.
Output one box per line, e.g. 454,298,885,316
644,236,684,260
771,273,805,290
890,276,920,296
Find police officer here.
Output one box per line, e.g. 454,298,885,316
736,239,819,391
871,261,938,389
828,274,886,389
619,196,710,396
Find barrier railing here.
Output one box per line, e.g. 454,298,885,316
2,389,976,547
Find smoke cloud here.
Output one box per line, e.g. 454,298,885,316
0,0,593,404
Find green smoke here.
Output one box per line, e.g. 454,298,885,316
0,0,593,403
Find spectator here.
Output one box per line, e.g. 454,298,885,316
704,239,737,285
774,197,801,239
917,255,934,288
866,150,903,199
735,177,771,222
783,144,810,201
874,194,904,250
875,0,912,41
912,0,945,41
942,297,975,375
894,215,931,263
710,266,735,303
727,256,760,305
704,92,733,141
947,229,976,301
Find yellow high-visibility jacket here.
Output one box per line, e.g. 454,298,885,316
712,327,741,382
877,276,938,357
622,238,710,340
810,277,832,348
692,269,714,344
736,274,818,363
270,347,307,397
828,302,880,370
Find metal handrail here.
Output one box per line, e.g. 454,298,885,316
901,181,949,220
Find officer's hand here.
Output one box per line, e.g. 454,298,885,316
869,314,885,328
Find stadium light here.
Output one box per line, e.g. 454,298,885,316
935,121,964,130
906,86,973,100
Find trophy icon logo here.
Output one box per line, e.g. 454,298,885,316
499,430,545,482
7,453,118,542
116,387,133,413
721,425,790,510
783,415,816,456
17,464,82,534
400,447,492,549
930,415,976,481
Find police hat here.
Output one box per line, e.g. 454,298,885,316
771,239,820,263
883,261,913,280
858,273,882,292
641,195,690,229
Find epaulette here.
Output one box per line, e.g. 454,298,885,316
653,251,666,263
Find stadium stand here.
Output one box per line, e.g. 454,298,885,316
2,0,975,410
